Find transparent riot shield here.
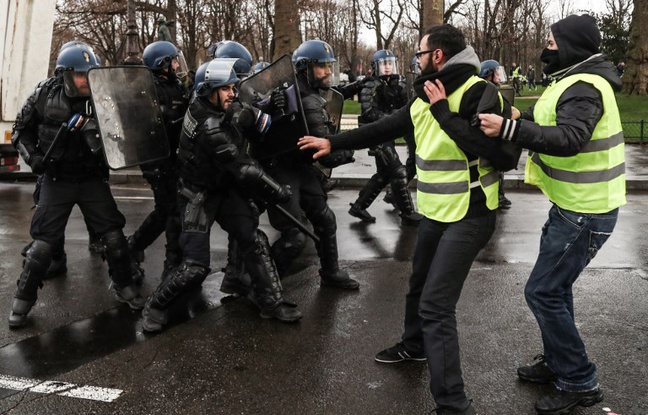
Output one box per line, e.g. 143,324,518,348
322,88,344,134
239,54,309,160
87,66,169,169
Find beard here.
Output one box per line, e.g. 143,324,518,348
420,60,438,76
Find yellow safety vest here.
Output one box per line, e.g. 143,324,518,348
525,73,626,213
410,75,499,222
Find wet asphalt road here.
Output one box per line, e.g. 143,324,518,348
0,181,646,415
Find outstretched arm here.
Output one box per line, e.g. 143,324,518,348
297,136,331,160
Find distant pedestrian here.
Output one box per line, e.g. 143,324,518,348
527,65,537,90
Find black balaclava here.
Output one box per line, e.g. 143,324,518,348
544,14,601,74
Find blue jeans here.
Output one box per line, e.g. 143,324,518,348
402,212,496,410
525,204,618,392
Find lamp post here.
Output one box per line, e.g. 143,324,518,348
123,0,141,64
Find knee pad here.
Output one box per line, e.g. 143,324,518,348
311,206,336,236
271,228,307,267
25,240,54,263
102,230,128,259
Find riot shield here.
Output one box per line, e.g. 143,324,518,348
322,88,344,134
238,54,308,160
87,66,169,169
499,85,515,107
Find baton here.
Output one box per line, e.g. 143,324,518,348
273,204,320,243
42,122,68,166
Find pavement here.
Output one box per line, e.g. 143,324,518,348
0,116,647,414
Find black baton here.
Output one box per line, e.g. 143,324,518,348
273,204,320,243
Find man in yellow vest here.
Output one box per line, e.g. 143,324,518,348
299,24,519,415
479,14,624,415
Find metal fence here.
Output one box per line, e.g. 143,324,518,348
623,121,646,143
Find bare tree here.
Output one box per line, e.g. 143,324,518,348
623,0,648,94
274,0,301,59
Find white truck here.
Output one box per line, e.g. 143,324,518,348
0,0,57,173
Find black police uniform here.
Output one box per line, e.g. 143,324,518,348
349,75,420,224
10,76,144,327
254,74,359,289
128,74,188,279
142,95,301,330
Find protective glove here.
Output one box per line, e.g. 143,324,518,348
269,87,287,115
29,156,46,175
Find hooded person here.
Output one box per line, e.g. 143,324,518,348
478,14,624,415
298,24,520,415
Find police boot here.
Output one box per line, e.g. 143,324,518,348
316,232,359,290
142,261,210,332
498,176,511,209
220,237,251,296
10,240,53,328
244,231,302,323
9,299,35,329
348,177,384,223
389,172,422,227
102,230,145,309
270,228,307,278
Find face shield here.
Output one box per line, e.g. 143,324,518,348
174,50,189,79
307,61,336,89
375,57,399,77
62,70,91,97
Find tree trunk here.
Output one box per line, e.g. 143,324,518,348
623,0,648,95
421,0,444,30
272,0,301,60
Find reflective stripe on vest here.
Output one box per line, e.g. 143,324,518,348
410,75,499,222
525,73,626,213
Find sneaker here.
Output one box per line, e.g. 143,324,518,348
348,203,376,223
113,284,146,310
375,342,426,363
535,387,603,414
517,354,558,384
141,306,168,332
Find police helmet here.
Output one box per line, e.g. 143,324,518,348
143,41,179,72
252,61,270,74
212,41,253,77
157,16,166,23
60,40,92,52
194,58,241,98
55,45,98,74
371,49,399,77
480,59,501,78
292,40,336,72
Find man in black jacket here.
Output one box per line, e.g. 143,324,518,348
10,44,146,328
141,59,302,332
299,25,519,415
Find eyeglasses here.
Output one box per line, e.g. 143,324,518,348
414,50,435,59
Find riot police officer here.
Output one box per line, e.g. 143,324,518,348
251,40,359,290
127,41,188,282
9,44,146,328
479,59,513,209
141,59,302,332
348,50,422,225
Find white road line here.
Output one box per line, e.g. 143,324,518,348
0,374,122,402
113,196,154,200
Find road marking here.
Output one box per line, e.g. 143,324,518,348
0,374,122,402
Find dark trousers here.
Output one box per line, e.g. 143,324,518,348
31,174,126,244
179,189,258,268
402,212,496,410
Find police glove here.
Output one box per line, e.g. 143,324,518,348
318,149,355,169
269,87,287,115
29,156,46,175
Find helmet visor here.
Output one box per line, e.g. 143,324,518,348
375,57,399,77
62,70,91,97
175,50,189,79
